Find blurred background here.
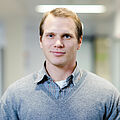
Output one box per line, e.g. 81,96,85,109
0,0,120,97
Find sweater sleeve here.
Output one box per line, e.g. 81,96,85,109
0,87,19,120
105,88,120,120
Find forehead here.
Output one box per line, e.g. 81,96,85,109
43,14,76,34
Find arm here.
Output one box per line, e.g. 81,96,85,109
0,87,19,120
105,88,120,120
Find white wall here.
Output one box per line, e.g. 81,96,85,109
24,25,45,75
0,23,5,97
0,50,2,97
111,39,120,91
77,39,94,72
3,18,25,92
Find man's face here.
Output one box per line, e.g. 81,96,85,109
40,14,82,67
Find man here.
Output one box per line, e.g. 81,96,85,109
0,8,120,120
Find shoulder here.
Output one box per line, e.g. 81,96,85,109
0,72,35,102
82,70,120,99
9,73,35,91
84,70,116,89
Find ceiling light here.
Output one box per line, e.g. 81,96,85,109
35,5,106,14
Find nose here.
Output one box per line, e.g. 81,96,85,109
54,39,64,48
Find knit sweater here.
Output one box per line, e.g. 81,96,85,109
0,70,120,120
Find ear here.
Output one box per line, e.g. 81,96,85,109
40,36,43,48
77,35,82,50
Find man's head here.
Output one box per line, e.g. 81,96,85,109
39,8,83,43
39,8,83,68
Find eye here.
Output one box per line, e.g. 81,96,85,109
49,34,53,38
63,34,71,39
46,33,55,39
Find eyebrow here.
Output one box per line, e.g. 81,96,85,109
44,32,56,35
62,33,73,36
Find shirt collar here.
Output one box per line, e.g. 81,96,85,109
34,62,82,85
71,65,82,86
34,62,49,84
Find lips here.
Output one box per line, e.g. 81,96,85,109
50,51,66,56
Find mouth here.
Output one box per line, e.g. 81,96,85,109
50,51,66,56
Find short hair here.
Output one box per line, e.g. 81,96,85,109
39,8,83,43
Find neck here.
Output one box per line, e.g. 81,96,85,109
45,61,76,82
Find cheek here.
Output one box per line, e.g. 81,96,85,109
65,46,77,56
41,40,51,47
42,42,54,53
66,42,78,51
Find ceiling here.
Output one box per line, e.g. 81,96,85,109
0,0,119,36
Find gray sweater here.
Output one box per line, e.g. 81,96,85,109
0,70,120,120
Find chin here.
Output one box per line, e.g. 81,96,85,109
51,60,66,67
